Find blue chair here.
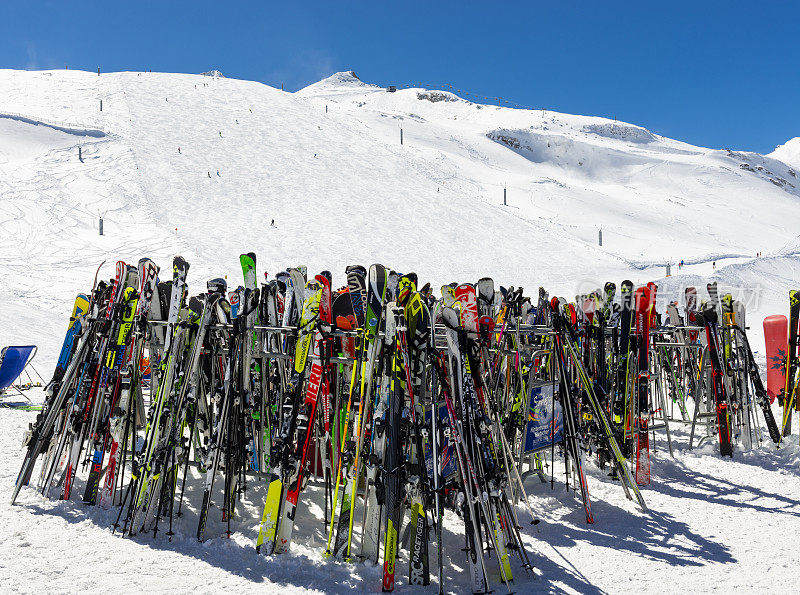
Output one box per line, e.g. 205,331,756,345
0,346,39,404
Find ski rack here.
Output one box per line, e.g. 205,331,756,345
647,326,708,456
146,320,555,363
645,318,770,452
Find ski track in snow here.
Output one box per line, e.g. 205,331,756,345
2,68,800,592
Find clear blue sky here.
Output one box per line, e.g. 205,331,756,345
2,1,797,153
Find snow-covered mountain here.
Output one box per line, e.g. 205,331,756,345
3,68,800,594
1,68,798,367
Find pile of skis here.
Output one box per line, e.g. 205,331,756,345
12,255,781,593
567,281,781,479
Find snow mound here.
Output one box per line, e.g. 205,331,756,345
296,70,378,96
582,122,656,143
769,137,800,170
0,115,104,164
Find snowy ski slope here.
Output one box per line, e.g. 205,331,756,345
1,68,800,593
1,68,799,366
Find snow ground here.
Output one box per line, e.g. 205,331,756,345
3,393,800,594
1,67,800,592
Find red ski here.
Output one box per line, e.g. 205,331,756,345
633,286,652,486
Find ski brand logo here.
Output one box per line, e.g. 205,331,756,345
306,362,322,404
409,509,425,584
455,285,478,331
138,262,158,316
347,276,365,316
410,560,424,585
769,352,787,371
91,449,102,474
406,294,422,317
383,520,397,591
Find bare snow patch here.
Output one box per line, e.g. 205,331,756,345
486,127,649,174
582,122,656,143
416,90,462,104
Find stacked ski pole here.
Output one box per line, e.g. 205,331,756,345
12,256,783,593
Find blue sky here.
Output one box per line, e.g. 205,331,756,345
2,1,797,153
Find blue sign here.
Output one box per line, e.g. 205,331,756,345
523,382,563,454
